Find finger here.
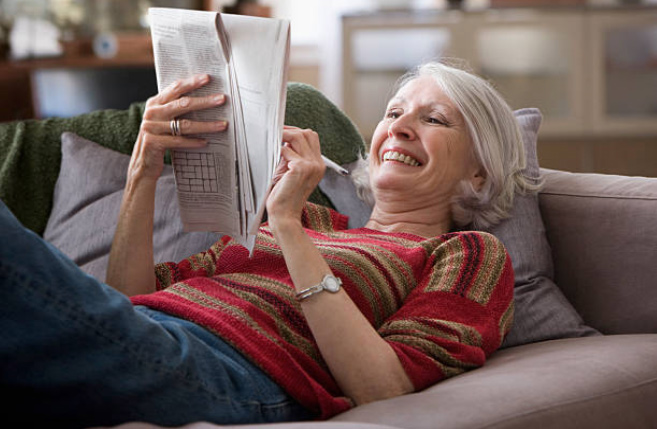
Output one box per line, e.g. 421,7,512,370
279,140,310,167
279,143,324,173
168,93,226,119
279,142,302,163
141,132,208,152
271,155,290,183
157,74,210,105
142,118,228,137
144,92,226,121
278,144,326,187
282,128,313,152
282,128,321,158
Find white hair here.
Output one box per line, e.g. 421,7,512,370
352,60,540,230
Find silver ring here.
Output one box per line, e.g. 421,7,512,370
170,119,182,137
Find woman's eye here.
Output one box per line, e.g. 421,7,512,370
385,110,401,119
427,116,446,126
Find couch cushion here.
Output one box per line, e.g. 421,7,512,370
43,132,222,281
319,108,599,348
319,160,372,230
0,103,145,236
331,335,657,429
485,109,599,346
539,169,657,335
96,336,657,429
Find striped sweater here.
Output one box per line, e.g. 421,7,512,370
131,203,514,419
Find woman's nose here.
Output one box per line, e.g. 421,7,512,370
388,116,415,141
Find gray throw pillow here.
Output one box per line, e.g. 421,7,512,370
44,132,222,282
319,108,600,348
487,109,600,347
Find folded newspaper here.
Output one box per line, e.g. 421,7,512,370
148,7,290,252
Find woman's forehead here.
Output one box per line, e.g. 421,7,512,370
390,77,458,114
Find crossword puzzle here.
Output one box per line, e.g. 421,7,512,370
173,151,219,193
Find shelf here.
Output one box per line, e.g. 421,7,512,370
0,33,154,71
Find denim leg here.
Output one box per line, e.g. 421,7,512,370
0,200,313,428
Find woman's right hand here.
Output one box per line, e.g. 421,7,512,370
108,74,227,296
128,73,228,182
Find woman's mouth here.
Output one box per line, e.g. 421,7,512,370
382,150,421,167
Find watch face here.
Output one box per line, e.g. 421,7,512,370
324,276,341,293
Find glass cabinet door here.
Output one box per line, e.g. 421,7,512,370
340,7,657,142
590,10,657,136
473,10,586,137
342,11,466,140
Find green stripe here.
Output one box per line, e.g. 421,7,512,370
221,273,322,361
467,233,506,305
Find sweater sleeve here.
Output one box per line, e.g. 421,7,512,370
300,202,349,232
153,235,235,290
377,231,514,392
153,203,347,290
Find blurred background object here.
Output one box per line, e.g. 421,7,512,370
222,0,272,17
0,0,204,120
1,0,657,177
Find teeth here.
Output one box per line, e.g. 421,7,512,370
383,151,420,166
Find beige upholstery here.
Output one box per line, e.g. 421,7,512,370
331,335,657,429
539,169,657,334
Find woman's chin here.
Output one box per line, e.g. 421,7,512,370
372,174,416,195
374,162,420,182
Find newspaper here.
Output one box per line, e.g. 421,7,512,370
148,7,290,252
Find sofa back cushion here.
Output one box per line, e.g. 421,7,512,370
540,169,657,334
0,103,144,235
484,109,600,346
43,132,222,281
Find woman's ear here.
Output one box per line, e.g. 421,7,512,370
469,167,486,193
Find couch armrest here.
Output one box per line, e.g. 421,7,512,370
538,168,657,335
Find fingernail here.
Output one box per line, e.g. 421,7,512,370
198,74,209,83
214,94,225,104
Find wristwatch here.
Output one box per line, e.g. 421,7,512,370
296,274,343,301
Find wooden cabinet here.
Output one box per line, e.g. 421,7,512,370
0,35,155,122
341,6,657,142
0,65,35,121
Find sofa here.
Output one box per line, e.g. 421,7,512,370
1,83,656,429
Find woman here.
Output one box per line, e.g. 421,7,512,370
0,62,532,427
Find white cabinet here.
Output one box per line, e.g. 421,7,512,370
341,7,657,141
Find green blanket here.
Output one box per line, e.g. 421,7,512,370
0,82,366,235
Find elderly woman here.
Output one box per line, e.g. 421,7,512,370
0,61,533,427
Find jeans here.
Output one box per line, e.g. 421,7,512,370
0,200,313,428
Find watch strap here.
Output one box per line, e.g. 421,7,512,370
296,274,342,301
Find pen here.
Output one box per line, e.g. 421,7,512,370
321,155,349,176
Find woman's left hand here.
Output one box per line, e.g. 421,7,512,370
266,126,325,227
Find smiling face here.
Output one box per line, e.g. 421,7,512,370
368,75,484,210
